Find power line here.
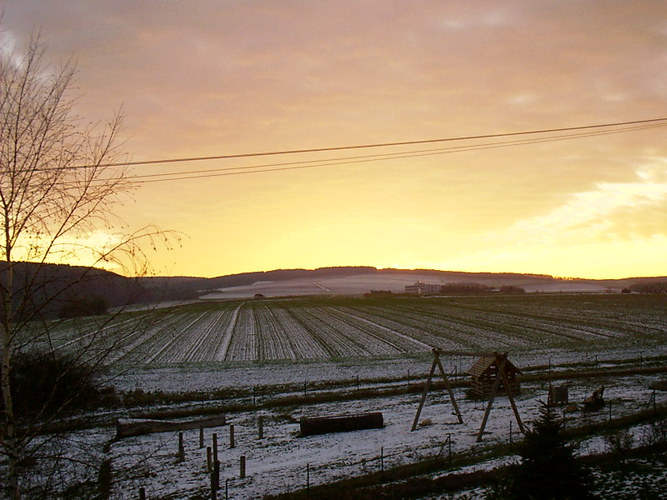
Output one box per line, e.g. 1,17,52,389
129,121,667,184
61,116,667,171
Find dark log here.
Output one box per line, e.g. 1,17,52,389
300,412,383,436
116,414,226,439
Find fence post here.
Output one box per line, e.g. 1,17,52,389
380,447,384,482
210,466,217,499
240,455,246,479
230,424,235,449
200,426,204,449
206,446,212,473
225,478,229,500
304,381,307,396
258,416,264,439
214,459,220,489
178,432,185,462
213,433,218,463
307,463,310,494
448,434,452,465
139,487,146,500
253,385,257,406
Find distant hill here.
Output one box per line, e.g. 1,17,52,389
3,263,665,316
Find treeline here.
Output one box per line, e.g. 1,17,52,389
628,281,667,293
0,262,200,320
438,283,526,294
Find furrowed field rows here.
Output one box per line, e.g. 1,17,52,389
254,305,297,360
440,302,628,341
350,304,525,348
309,307,403,356
332,305,455,350
225,302,256,361
443,295,667,339
32,294,666,365
288,306,370,357
326,307,428,353
382,302,603,345
269,307,329,359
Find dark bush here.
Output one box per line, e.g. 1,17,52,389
1,351,117,420
499,285,526,294
59,294,108,318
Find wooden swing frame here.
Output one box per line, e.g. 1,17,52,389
411,348,525,442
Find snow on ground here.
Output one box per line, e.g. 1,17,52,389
111,345,662,394
98,371,664,499
200,273,617,299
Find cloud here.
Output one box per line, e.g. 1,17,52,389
491,160,667,245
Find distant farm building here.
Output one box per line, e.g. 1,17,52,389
405,281,441,295
467,354,522,398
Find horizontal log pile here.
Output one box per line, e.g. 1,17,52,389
300,412,384,436
116,414,227,439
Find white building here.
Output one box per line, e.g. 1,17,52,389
405,281,441,295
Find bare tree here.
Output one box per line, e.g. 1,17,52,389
1,34,168,499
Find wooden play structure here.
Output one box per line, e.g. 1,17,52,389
468,355,521,398
411,348,525,442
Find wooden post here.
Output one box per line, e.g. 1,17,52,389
230,424,235,449
448,434,452,465
213,433,218,463
356,375,360,390
411,348,464,430
434,352,463,423
380,447,384,481
225,478,229,500
199,426,204,449
177,432,185,461
303,381,307,395
240,455,246,479
258,416,264,439
306,463,310,494
210,466,217,499
214,460,220,488
139,488,146,500
497,353,525,434
411,353,438,431
476,354,506,442
206,446,212,473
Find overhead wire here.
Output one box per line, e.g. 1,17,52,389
128,121,667,184
48,117,667,188
41,116,667,173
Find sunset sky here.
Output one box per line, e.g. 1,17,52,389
3,1,667,279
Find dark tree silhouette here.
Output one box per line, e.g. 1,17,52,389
487,405,595,500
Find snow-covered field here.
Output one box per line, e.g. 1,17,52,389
11,294,667,498
26,363,665,499
200,272,620,299
34,294,667,369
